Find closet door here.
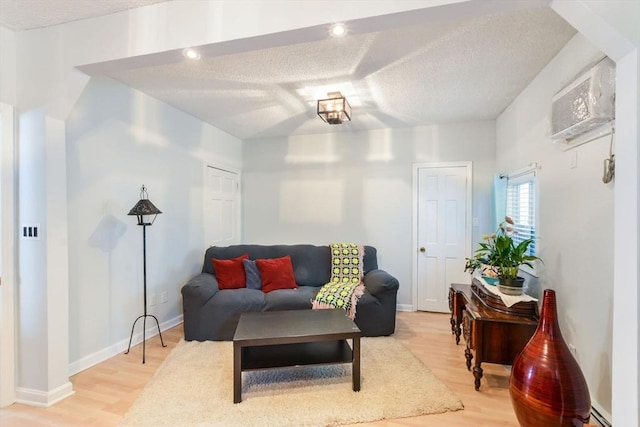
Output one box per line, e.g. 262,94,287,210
205,165,240,247
415,163,471,313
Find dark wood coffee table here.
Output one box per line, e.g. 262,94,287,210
232,309,362,403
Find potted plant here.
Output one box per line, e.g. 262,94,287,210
464,217,541,295
464,252,499,285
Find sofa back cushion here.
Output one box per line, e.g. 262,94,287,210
202,244,378,287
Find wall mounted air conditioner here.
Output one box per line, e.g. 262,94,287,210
550,57,615,142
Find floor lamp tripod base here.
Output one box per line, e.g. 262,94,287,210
124,314,167,364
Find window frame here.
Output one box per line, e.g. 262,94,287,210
505,165,539,277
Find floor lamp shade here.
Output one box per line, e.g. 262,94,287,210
128,185,162,225
125,184,166,363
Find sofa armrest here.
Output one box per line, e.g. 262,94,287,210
363,269,399,296
181,273,220,341
181,273,219,304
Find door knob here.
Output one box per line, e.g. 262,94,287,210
419,247,426,253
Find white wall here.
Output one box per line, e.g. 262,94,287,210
17,109,49,392
65,77,241,370
0,103,17,407
527,2,640,424
0,25,16,105
550,1,639,424
496,33,613,417
242,121,496,307
0,18,18,409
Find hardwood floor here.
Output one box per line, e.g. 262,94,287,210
0,311,519,426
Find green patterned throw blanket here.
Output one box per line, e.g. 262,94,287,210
312,243,365,319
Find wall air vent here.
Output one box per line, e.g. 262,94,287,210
550,57,615,143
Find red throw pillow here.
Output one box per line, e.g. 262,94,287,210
212,254,249,289
255,256,298,293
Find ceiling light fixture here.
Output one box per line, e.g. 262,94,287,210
182,48,201,60
317,92,351,125
330,23,346,37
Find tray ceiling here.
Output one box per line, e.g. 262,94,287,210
0,1,576,140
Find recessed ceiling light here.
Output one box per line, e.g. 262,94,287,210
330,23,346,37
183,48,201,60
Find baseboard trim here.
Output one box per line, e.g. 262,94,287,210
590,401,612,427
16,381,75,408
396,304,414,312
68,314,183,376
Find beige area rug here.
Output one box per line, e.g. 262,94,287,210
119,337,463,427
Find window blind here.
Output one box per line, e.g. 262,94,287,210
506,174,536,257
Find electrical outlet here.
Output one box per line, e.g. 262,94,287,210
161,291,168,304
568,343,577,357
149,293,158,306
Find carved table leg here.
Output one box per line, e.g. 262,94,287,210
464,346,473,371
454,324,461,345
448,287,456,336
473,362,483,391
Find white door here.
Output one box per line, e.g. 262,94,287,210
204,165,240,247
415,163,471,312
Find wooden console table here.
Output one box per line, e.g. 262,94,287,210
448,280,539,390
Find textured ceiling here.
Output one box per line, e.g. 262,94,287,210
0,1,577,140
0,0,169,31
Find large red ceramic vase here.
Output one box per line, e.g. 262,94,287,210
509,289,591,426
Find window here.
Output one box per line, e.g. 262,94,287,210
506,179,536,255
505,167,538,272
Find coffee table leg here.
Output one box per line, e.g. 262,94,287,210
233,342,241,403
352,337,361,391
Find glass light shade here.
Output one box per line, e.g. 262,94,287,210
317,94,351,125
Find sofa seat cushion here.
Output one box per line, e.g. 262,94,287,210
263,286,319,311
210,288,266,311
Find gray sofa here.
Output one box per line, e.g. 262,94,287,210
181,244,399,341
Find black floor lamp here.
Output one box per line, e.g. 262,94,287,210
125,185,167,363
